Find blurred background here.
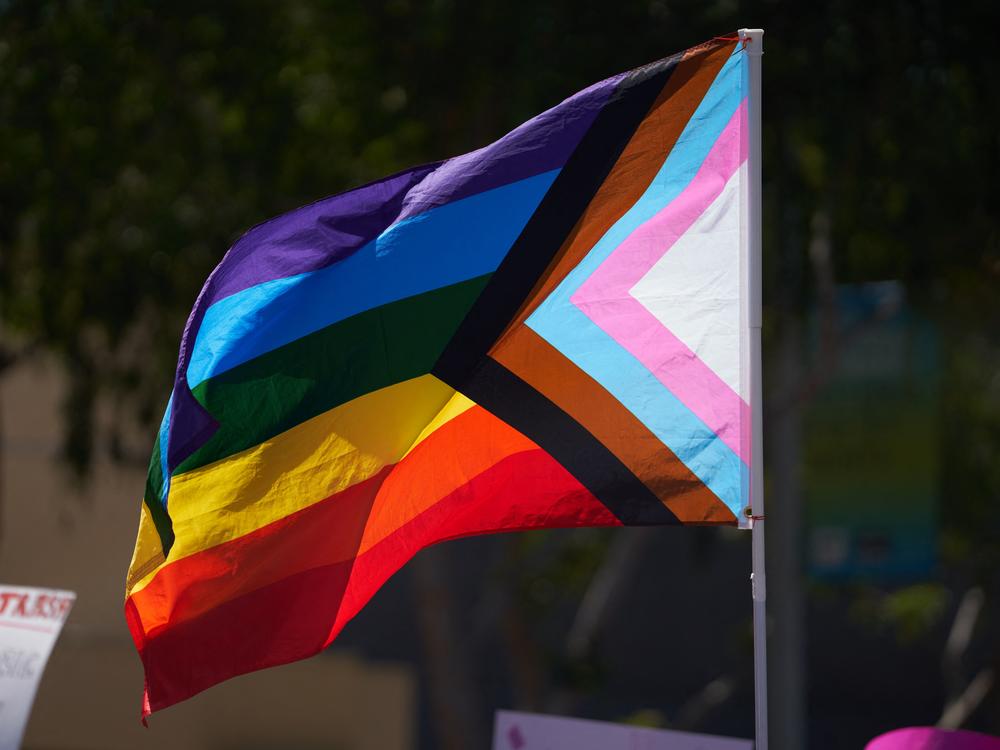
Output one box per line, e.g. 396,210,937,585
1,1,997,748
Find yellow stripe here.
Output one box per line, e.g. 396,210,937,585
125,502,166,595
127,374,454,596
402,390,475,457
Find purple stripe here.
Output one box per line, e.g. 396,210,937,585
395,73,624,222
208,165,439,306
164,71,623,475
205,73,622,309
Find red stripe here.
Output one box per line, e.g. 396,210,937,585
132,448,617,712
329,448,619,641
129,467,392,636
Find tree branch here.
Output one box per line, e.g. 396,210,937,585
938,667,995,730
565,528,654,661
943,587,985,703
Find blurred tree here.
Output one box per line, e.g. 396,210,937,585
0,1,440,470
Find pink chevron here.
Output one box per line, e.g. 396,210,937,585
571,100,748,461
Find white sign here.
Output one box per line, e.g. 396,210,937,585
493,710,752,750
0,585,75,750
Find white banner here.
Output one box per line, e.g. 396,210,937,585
493,710,752,750
0,585,75,750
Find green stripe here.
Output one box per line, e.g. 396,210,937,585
146,434,165,502
142,437,175,552
173,274,490,476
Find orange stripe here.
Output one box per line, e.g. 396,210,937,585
358,404,540,551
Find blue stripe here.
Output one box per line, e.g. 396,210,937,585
186,169,559,388
156,396,172,504
526,49,747,514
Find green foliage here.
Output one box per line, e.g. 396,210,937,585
0,0,745,469
6,1,993,470
620,708,667,728
850,583,950,643
940,325,1000,582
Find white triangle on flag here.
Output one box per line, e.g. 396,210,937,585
628,164,745,401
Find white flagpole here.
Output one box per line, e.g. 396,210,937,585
738,27,767,750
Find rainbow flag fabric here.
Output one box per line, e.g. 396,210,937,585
126,34,752,714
